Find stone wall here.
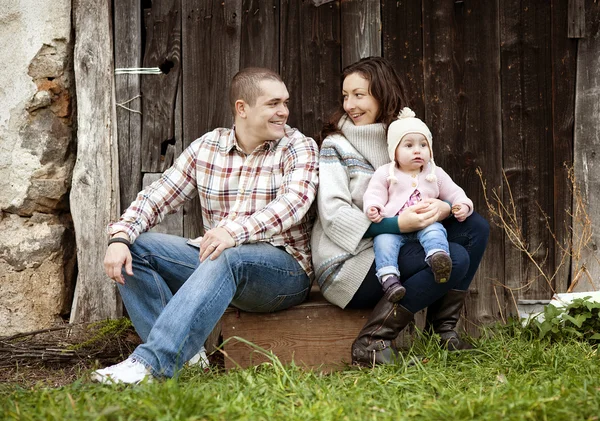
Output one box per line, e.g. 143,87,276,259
0,0,76,335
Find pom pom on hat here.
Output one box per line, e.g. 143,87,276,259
387,107,437,182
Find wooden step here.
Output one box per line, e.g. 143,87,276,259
219,289,370,370
216,289,424,370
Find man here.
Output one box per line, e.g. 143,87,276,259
92,68,319,384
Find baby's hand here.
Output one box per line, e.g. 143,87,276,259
452,204,468,222
367,206,383,223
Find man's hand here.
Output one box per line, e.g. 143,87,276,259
452,204,469,222
367,206,383,223
104,234,133,285
199,227,236,262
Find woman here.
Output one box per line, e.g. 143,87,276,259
311,57,489,366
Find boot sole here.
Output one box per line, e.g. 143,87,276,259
430,252,452,283
385,285,406,302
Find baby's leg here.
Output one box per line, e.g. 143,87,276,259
373,234,406,302
418,223,452,283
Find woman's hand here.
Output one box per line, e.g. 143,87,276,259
397,199,450,233
421,198,452,221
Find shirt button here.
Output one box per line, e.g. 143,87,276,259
239,188,245,194
412,174,416,178
230,212,237,218
412,182,417,187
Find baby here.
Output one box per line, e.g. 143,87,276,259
363,108,473,302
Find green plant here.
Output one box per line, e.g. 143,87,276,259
529,297,600,343
67,317,134,351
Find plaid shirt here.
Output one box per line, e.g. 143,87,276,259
108,126,319,278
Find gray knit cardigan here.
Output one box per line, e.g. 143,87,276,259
311,117,392,308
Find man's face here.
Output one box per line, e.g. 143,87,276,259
243,80,290,142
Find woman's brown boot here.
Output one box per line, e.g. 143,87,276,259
425,289,473,350
351,297,414,367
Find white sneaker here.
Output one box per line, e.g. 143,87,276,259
91,357,153,384
187,347,210,369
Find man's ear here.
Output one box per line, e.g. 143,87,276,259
235,100,246,118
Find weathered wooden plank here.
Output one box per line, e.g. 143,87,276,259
381,0,425,115
551,0,577,293
182,0,242,239
222,300,370,369
164,66,184,172
141,0,182,173
221,291,422,369
572,0,600,291
281,0,341,141
340,0,381,68
142,173,183,236
568,0,585,38
421,1,504,331
240,0,279,70
500,0,554,303
70,0,122,323
452,1,504,330
114,0,142,212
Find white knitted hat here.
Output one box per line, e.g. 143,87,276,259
386,107,437,183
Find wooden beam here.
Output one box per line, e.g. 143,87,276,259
340,0,381,68
114,0,143,212
572,0,600,291
140,0,182,173
551,0,578,292
240,0,279,71
568,0,585,38
281,0,341,141
382,0,425,115
500,0,555,303
70,0,122,322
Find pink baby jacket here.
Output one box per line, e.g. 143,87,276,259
363,163,474,218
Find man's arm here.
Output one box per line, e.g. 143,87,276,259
108,137,202,242
104,135,206,280
218,134,319,245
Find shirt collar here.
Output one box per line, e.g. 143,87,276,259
223,125,280,154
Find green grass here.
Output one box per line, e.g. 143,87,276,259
1,324,599,421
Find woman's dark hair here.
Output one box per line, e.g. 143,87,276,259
319,56,409,144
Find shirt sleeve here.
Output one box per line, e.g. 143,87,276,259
363,217,401,238
219,135,319,245
107,138,201,242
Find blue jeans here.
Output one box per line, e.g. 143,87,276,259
347,212,490,313
119,233,310,378
374,222,448,281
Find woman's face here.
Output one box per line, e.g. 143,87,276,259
342,72,380,126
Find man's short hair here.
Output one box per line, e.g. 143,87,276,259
229,67,283,115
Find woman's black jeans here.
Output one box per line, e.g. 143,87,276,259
347,212,490,313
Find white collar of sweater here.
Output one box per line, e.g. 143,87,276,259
338,115,390,170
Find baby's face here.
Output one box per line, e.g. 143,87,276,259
395,133,431,172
